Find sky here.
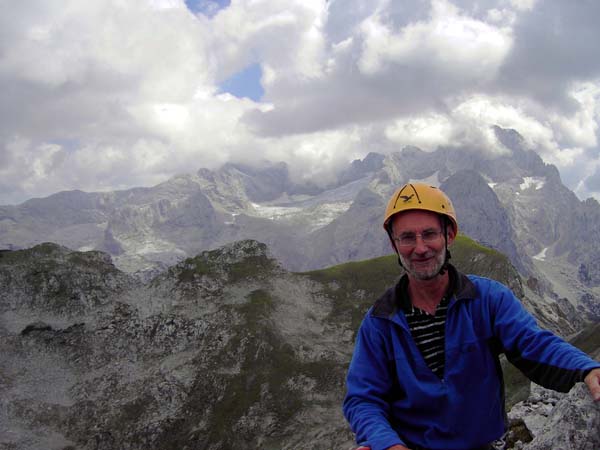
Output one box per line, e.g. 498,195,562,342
1,0,600,205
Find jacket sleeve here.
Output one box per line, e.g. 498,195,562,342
343,315,405,450
488,281,600,392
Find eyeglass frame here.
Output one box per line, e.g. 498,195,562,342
391,229,445,247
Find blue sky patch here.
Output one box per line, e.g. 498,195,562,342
219,63,264,102
50,138,80,153
184,0,230,17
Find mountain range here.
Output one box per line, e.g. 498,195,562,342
2,126,600,324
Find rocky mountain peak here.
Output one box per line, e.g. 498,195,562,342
202,239,272,265
494,125,527,152
441,170,528,273
222,161,290,201
161,239,283,294
0,243,135,326
338,152,385,185
493,125,561,182
0,241,116,273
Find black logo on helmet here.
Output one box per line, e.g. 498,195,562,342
392,184,422,209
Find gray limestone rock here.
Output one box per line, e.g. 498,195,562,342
508,383,600,450
441,169,528,274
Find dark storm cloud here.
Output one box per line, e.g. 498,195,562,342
325,0,431,44
243,62,450,136
244,0,510,136
0,73,145,144
498,0,600,110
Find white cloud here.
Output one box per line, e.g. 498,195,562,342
208,0,328,83
546,146,584,169
267,127,365,185
451,96,556,151
1,0,600,205
549,81,600,149
358,0,512,82
1,137,68,200
385,114,454,150
386,95,559,158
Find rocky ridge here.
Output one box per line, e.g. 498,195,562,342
1,241,354,450
506,383,600,450
506,327,600,450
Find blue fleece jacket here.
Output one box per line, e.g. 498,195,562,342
343,267,600,450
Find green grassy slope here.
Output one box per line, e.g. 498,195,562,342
301,234,519,332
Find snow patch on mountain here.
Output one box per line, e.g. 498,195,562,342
118,232,184,258
308,202,354,229
520,177,545,191
250,200,353,231
250,203,303,220
244,178,369,230
533,247,548,261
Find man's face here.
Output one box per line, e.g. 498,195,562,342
390,210,454,281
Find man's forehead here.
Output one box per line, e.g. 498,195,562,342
390,210,442,231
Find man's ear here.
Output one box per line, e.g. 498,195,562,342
446,226,457,246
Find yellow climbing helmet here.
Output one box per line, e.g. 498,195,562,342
383,182,458,234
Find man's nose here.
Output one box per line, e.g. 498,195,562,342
413,235,430,252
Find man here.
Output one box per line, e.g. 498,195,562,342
343,182,600,450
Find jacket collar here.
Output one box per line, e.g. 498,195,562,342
370,264,477,321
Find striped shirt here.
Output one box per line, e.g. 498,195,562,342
397,270,456,379
404,296,449,378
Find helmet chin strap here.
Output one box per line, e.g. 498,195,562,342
438,218,451,276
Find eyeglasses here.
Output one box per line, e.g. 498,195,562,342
392,230,443,247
